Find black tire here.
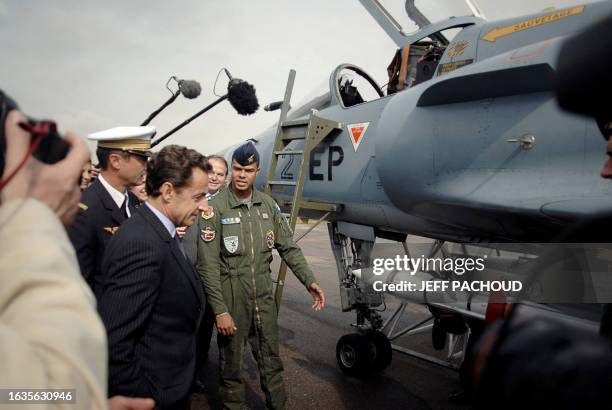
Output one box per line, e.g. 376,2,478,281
432,318,446,351
365,331,392,371
336,333,372,376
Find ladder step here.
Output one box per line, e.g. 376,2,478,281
268,180,297,186
281,119,309,128
281,133,306,142
274,150,303,156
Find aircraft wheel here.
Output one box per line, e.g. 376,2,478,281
365,331,392,371
336,334,371,376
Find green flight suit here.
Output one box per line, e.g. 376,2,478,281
196,187,317,410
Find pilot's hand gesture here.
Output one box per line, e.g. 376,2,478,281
308,283,325,311
216,312,237,336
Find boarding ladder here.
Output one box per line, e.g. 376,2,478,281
265,69,342,311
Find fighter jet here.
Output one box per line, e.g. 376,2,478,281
213,0,612,375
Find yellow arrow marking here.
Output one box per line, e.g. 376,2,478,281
482,6,584,42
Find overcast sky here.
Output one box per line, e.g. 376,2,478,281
0,0,597,158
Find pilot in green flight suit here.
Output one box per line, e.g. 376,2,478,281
196,142,325,410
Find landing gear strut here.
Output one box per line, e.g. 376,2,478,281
328,221,474,375
328,222,393,374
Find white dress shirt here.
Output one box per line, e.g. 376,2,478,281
98,174,130,217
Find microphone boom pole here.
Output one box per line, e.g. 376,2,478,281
141,91,180,126
151,94,228,148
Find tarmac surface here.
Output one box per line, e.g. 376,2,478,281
192,224,470,410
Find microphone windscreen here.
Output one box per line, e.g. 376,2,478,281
178,80,202,99
228,79,259,115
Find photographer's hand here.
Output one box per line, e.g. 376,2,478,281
1,110,89,226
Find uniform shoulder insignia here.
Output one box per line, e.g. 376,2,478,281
266,230,275,249
201,206,214,220
78,202,88,211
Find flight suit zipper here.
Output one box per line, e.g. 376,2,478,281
238,210,245,267
246,206,262,325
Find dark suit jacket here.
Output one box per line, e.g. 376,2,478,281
68,178,139,296
97,204,205,409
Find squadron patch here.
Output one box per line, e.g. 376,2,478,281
266,230,275,249
221,217,241,225
104,226,119,234
200,227,216,242
224,235,239,254
201,207,214,220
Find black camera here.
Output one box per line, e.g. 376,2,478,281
0,89,70,177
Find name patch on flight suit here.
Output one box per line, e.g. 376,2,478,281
221,217,241,225
266,230,275,249
224,236,239,254
104,226,119,234
201,227,216,242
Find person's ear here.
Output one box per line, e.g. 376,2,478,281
108,153,123,171
159,181,174,203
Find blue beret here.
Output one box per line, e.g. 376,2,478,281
232,142,259,166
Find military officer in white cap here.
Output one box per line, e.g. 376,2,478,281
68,126,155,297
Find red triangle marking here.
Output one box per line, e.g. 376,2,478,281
351,127,364,143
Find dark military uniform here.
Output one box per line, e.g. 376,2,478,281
69,125,153,296
68,178,139,297
197,186,317,410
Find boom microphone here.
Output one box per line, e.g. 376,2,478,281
141,76,202,126
223,68,259,115
152,68,259,147
177,79,201,99
228,79,259,115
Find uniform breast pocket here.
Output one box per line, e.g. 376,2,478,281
221,222,243,256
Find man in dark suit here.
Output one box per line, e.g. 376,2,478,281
97,145,211,409
68,126,154,296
